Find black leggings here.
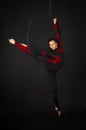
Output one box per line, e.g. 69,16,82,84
32,53,60,109
48,71,60,110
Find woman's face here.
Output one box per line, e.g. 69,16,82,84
49,40,58,50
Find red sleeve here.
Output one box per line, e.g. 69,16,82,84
53,24,59,31
53,23,64,54
14,43,31,54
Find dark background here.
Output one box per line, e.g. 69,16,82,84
0,0,86,129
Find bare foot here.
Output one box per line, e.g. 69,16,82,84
58,110,61,117
54,106,58,111
54,107,61,117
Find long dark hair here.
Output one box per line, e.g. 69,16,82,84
48,37,58,43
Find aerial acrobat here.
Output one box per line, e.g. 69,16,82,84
8,17,64,117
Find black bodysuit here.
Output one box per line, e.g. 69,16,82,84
13,22,64,110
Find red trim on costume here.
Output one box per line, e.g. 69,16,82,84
14,43,31,54
56,33,60,41
58,47,64,54
47,56,60,64
54,24,58,31
53,23,64,54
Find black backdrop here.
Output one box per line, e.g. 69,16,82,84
1,0,86,129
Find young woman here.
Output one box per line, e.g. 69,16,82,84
8,17,64,117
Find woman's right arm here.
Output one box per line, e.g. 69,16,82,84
8,39,50,60
8,39,31,54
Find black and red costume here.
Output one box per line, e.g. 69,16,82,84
13,22,64,111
